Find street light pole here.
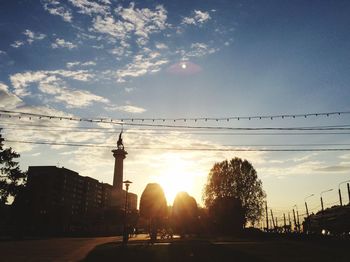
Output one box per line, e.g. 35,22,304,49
123,180,132,246
348,183,350,205
293,205,300,232
304,194,314,218
338,180,350,206
320,189,333,212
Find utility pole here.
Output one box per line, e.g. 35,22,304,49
348,183,350,205
321,188,333,211
265,201,269,232
292,209,297,232
283,213,286,233
270,210,276,230
296,210,300,232
288,212,291,227
339,188,343,206
305,201,309,217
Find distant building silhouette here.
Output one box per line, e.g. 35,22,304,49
13,132,137,236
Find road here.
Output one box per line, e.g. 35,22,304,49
0,235,147,261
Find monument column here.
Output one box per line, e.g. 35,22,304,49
112,132,128,190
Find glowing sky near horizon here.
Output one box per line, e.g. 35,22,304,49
1,1,350,218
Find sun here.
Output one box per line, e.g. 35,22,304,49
158,170,194,204
155,155,195,204
181,62,187,69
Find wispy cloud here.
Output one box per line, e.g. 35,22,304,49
10,70,93,91
155,43,168,49
115,50,168,82
313,165,350,173
68,0,110,16
91,2,168,56
43,0,73,22
105,104,146,114
51,38,77,49
182,10,211,25
10,41,24,48
23,29,46,44
0,82,23,109
66,61,96,68
187,42,218,57
38,80,109,108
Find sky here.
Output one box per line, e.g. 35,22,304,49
1,0,350,222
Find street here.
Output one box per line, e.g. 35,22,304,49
1,235,349,262
0,235,146,261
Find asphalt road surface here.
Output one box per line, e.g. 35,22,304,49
0,235,148,261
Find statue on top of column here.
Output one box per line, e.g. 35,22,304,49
117,131,124,150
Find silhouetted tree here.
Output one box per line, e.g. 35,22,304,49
139,183,167,241
172,192,198,236
209,196,245,234
0,131,27,206
203,157,266,226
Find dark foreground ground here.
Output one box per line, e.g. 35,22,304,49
83,238,349,262
0,235,348,261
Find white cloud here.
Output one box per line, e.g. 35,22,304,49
43,0,73,22
68,0,110,16
66,61,96,68
115,51,168,82
10,71,48,96
10,41,24,48
92,3,168,48
92,15,132,40
51,38,77,49
178,42,218,58
106,104,146,114
82,61,96,66
0,82,23,109
10,70,94,99
109,46,127,57
116,3,167,45
124,87,134,93
66,61,81,68
29,76,108,108
155,43,168,49
182,10,211,25
23,29,46,44
56,88,109,108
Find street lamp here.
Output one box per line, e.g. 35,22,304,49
304,194,314,217
293,204,300,232
320,189,333,211
338,180,350,206
123,180,132,246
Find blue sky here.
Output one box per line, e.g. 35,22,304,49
1,0,350,222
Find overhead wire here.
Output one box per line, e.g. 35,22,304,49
4,139,350,151
1,109,350,123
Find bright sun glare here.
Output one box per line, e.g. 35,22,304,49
155,156,196,204
181,63,187,69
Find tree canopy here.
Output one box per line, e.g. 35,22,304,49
139,183,167,220
0,132,27,206
203,157,266,225
172,191,198,235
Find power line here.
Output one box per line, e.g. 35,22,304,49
4,126,350,138
1,109,350,123
2,120,350,129
3,123,350,136
2,119,350,131
5,139,350,151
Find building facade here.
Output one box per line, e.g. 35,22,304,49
14,133,137,236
